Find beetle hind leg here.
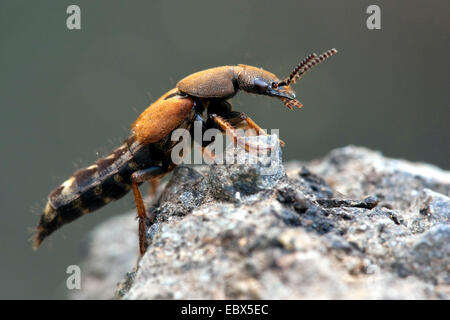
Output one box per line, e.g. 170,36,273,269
131,166,166,256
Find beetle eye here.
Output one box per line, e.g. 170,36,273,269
272,82,278,89
253,78,268,93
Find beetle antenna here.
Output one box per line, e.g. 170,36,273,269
280,53,317,86
283,48,338,86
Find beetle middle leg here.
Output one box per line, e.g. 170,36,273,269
131,166,166,256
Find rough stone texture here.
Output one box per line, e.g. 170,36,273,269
71,214,139,300
71,142,450,300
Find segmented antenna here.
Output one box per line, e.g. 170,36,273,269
282,48,338,86
279,53,317,87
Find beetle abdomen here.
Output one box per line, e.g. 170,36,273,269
34,141,140,249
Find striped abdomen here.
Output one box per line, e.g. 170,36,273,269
34,138,158,249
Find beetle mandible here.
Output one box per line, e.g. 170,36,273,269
34,49,338,255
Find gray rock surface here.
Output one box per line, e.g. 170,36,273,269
71,214,139,300
72,142,450,300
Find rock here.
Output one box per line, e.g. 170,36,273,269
72,143,450,300
396,224,450,286
71,213,138,300
207,135,286,202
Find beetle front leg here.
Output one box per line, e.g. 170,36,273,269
131,166,166,256
233,112,285,147
209,114,272,152
217,111,285,147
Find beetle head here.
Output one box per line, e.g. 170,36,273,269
237,65,296,100
238,48,337,110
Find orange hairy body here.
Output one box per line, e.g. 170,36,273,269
132,89,194,144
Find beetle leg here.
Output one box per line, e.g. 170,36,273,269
131,166,166,256
236,112,286,147
209,114,271,152
217,111,285,147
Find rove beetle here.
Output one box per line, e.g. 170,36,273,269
34,49,337,255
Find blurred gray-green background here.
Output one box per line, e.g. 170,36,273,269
1,0,449,299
